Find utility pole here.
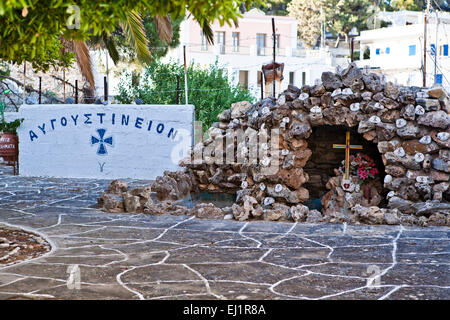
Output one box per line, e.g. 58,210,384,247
424,0,431,87
176,75,180,104
75,80,78,104
321,6,325,48
272,17,276,98
183,45,188,105
38,77,42,104
105,50,109,103
23,62,26,103
435,10,439,84
63,69,66,103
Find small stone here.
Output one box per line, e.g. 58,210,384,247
224,213,234,220
419,136,432,144
416,176,432,184
298,92,309,101
342,88,353,95
437,132,449,141
396,119,407,128
310,106,322,114
414,153,425,163
261,106,270,115
277,94,286,105
415,105,425,115
350,103,360,112
394,147,406,157
369,116,381,124
263,197,275,206
432,158,449,172
331,88,342,97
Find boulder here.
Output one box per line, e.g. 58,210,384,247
321,72,342,90
263,204,290,221
417,110,449,129
231,101,253,118
107,180,128,195
189,203,224,219
305,209,323,223
100,193,123,212
290,204,309,222
122,192,140,213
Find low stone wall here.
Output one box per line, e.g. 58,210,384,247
15,104,194,179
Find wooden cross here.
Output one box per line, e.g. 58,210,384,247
333,131,363,180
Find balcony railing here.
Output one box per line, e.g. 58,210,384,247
189,44,251,55
188,44,321,58
257,47,284,56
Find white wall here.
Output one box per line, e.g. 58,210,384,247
16,104,194,179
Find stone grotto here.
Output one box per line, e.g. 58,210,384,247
98,63,450,226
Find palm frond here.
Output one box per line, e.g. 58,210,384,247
73,40,95,88
201,21,214,45
121,10,152,65
102,33,120,65
153,15,173,44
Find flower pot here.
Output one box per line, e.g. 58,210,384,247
0,132,18,175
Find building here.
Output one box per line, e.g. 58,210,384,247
356,10,450,90
167,9,339,98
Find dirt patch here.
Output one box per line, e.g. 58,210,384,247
0,224,51,266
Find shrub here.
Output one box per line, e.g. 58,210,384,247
116,60,255,129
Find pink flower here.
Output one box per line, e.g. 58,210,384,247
358,168,369,180
370,168,379,176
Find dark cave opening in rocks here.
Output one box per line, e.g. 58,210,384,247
303,125,387,210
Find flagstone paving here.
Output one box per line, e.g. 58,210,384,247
0,171,448,300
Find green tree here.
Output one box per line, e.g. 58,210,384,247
260,0,291,15
326,0,375,42
116,61,255,128
0,0,261,71
288,0,325,48
391,0,420,10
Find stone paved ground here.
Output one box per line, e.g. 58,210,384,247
0,169,449,300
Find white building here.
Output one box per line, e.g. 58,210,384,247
166,9,342,98
356,10,450,90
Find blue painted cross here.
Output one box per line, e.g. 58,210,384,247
91,128,113,155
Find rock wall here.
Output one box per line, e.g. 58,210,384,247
98,63,450,226
179,63,450,217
